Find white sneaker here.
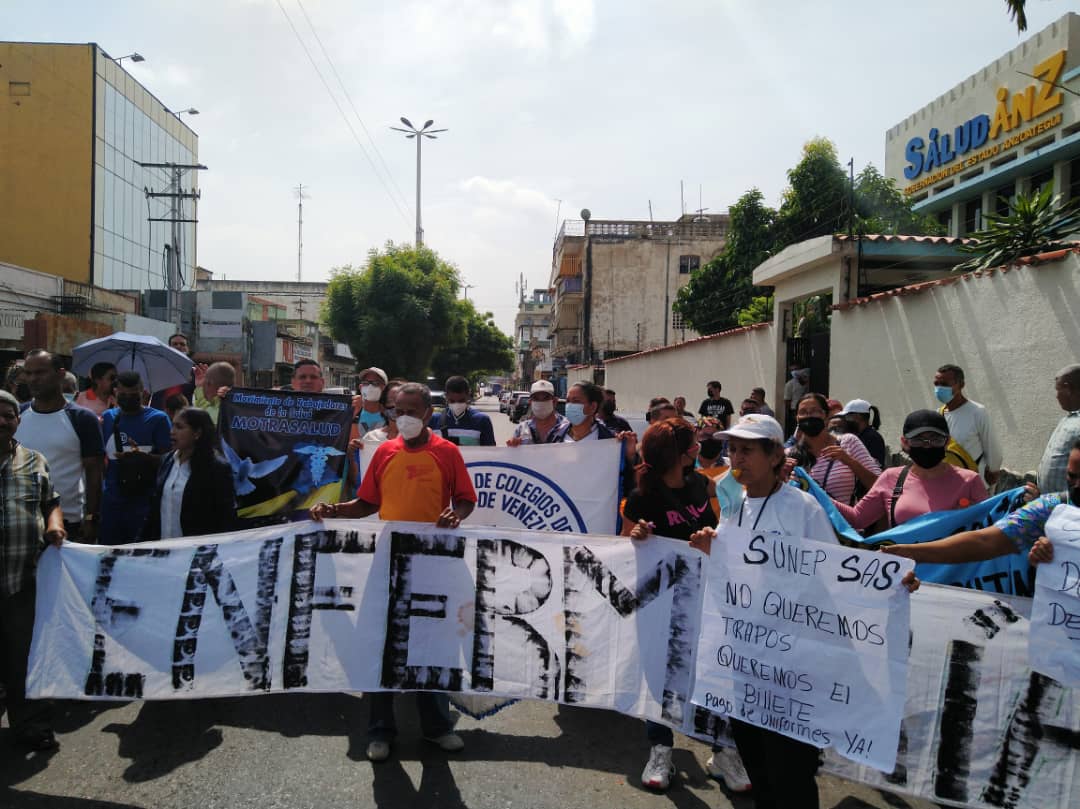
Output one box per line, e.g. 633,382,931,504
366,740,391,762
426,732,465,752
641,744,675,790
706,746,752,792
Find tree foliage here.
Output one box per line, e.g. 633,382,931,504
322,243,461,380
430,299,515,386
956,187,1080,271
675,138,943,334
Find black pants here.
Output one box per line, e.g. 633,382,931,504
0,586,51,737
731,719,820,809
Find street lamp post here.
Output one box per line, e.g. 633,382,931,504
114,52,145,64
390,117,447,247
173,107,199,120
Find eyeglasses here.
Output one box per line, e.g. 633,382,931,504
906,434,948,448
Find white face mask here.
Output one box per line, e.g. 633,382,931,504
396,414,424,440
360,383,382,402
448,402,468,418
531,400,554,419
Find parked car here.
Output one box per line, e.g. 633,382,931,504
508,393,531,423
501,390,527,414
430,390,446,413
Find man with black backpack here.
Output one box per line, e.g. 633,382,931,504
429,375,495,446
100,371,171,545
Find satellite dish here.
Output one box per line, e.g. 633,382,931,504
580,208,591,221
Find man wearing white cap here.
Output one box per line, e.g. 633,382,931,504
838,398,886,468
507,380,568,445
354,367,390,437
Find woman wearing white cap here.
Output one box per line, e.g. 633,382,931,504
694,413,918,808
839,398,887,469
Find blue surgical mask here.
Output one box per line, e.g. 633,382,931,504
565,402,587,426
63,393,76,403
934,385,953,405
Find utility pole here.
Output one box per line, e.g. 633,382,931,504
295,184,310,282
141,161,207,328
848,157,855,238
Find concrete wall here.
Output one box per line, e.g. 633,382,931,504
604,324,775,415
589,236,726,353
830,253,1080,473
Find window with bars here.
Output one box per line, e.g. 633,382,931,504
672,309,686,330
678,255,700,274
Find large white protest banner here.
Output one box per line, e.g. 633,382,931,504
1030,505,1080,686
27,523,1080,808
690,526,914,770
360,441,622,534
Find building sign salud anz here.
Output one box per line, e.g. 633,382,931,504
902,50,1067,195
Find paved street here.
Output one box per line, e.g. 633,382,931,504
0,400,935,809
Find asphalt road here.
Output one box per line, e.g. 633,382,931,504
0,400,937,809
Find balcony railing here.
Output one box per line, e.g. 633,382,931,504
557,276,583,295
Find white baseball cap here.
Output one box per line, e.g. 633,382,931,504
839,398,872,416
359,367,388,385
530,379,555,396
716,413,784,444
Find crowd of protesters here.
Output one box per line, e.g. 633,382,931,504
2,337,1079,809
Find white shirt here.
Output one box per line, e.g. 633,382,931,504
159,455,191,540
942,399,1001,473
562,422,600,442
16,407,84,521
732,483,837,544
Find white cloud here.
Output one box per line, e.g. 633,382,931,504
459,176,559,217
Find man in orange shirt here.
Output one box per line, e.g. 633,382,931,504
311,382,476,762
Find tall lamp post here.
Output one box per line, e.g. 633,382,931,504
114,52,145,65
390,117,447,247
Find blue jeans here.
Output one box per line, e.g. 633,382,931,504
367,692,454,742
645,720,673,747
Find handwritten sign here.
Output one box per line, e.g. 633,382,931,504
690,525,914,771
1030,504,1080,686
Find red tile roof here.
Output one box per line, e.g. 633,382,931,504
834,234,976,246
604,322,771,364
832,245,1080,311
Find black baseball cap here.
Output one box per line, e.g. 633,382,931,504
902,409,949,439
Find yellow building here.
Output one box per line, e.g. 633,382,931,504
0,42,199,289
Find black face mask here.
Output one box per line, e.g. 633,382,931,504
845,419,861,434
797,417,825,437
908,446,947,469
117,394,142,412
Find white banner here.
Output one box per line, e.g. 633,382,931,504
361,440,622,535
1031,505,1080,686
691,527,913,770
27,523,1080,808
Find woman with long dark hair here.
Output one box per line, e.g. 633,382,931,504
142,407,236,540
621,417,751,794
789,392,880,504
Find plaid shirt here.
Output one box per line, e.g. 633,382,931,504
1038,411,1080,494
0,442,60,597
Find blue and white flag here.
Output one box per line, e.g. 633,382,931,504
791,468,1034,596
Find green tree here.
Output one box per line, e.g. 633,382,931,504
1006,0,1027,32
430,299,515,385
322,242,461,379
854,165,944,236
774,137,848,246
956,187,1080,271
674,189,775,334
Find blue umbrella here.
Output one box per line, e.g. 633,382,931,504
72,332,193,393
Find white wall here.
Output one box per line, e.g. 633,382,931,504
565,365,599,388
124,314,177,344
830,253,1080,474
604,324,775,415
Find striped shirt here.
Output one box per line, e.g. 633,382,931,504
802,433,881,505
0,442,60,597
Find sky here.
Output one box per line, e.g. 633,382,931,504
4,0,1076,333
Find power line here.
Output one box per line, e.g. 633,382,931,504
293,0,415,219
274,0,413,227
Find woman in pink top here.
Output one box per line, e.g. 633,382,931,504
833,409,987,530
